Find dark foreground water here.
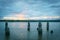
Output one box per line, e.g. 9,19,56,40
0,22,60,40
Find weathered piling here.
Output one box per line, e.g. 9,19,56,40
27,22,30,31
37,22,42,40
47,22,49,31
37,22,42,33
5,22,10,36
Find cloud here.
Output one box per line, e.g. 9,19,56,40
40,0,60,4
0,0,60,20
0,0,29,16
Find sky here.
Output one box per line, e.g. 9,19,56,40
0,0,60,20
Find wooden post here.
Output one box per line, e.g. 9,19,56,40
5,22,10,36
38,22,42,28
27,22,30,31
47,22,49,31
37,22,42,33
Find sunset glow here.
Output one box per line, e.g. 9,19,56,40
3,16,60,20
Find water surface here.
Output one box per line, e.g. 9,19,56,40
0,22,60,40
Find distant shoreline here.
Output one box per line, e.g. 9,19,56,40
0,20,60,22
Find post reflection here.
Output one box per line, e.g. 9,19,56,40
5,34,10,40
46,31,49,40
27,31,30,40
5,22,10,40
38,30,42,40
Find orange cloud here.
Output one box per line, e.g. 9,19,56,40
6,10,29,20
3,14,28,20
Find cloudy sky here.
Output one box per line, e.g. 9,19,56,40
0,0,60,20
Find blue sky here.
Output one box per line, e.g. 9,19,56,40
0,0,60,20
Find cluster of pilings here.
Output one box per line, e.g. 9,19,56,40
5,22,49,36
27,22,43,32
27,22,49,31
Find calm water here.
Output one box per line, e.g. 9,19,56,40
0,22,60,40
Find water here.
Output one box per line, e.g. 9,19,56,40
0,22,60,40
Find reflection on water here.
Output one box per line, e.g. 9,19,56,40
27,31,30,40
0,22,60,40
5,34,10,40
38,29,42,40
